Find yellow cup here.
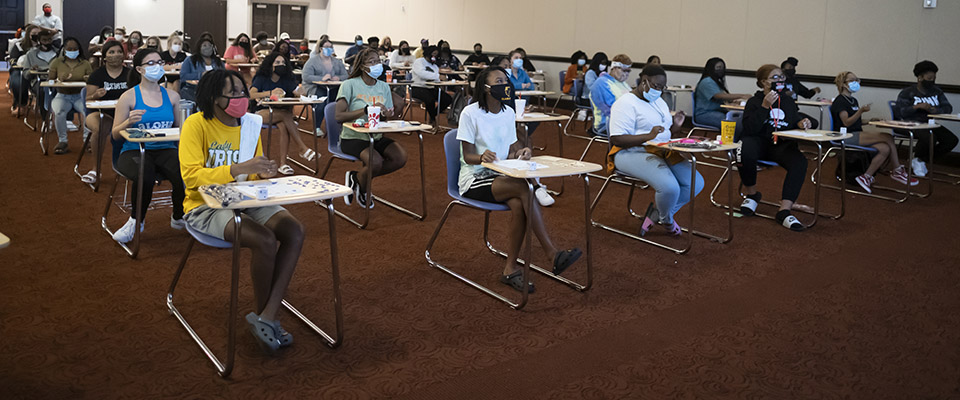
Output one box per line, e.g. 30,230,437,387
720,120,736,144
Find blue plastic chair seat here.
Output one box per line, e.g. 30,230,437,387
185,221,233,248
323,102,360,162
443,130,510,212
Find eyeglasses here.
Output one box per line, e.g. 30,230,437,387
845,79,861,83
140,60,166,67
768,74,785,81
645,81,667,91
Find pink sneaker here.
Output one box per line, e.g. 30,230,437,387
855,174,874,194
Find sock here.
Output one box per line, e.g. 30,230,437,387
746,192,762,202
775,209,791,223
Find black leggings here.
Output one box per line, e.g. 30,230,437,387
411,86,452,120
116,148,185,220
914,126,958,163
737,136,808,202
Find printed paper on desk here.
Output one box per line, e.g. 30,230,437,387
494,159,549,171
87,100,118,107
374,120,409,129
145,127,180,136
778,130,822,138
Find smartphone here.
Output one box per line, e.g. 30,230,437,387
409,121,421,126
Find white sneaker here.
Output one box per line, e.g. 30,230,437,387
112,217,144,243
911,158,928,177
66,121,78,131
170,216,185,230
535,186,555,207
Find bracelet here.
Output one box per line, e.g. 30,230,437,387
364,105,368,115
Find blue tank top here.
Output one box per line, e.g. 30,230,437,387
121,85,177,153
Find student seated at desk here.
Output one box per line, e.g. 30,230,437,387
563,50,588,94
694,57,750,129
584,52,608,100
589,54,633,136
379,36,394,55
249,53,315,175
344,34,365,66
895,60,957,177
465,43,489,66
48,37,94,155
514,47,536,73
253,31,274,55
389,40,415,69
437,41,463,72
334,48,405,208
122,31,143,60
303,38,348,131
411,45,453,125
457,66,582,293
180,69,304,353
646,55,660,66
179,37,224,102
17,29,56,71
506,50,535,91
224,33,258,83
831,71,917,193
110,48,186,243
608,65,703,235
80,40,131,183
738,64,813,232
160,33,186,91
87,25,113,56
780,57,820,129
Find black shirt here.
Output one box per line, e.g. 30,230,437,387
160,51,186,65
741,90,802,141
465,53,490,66
784,74,815,100
830,94,862,132
87,66,131,101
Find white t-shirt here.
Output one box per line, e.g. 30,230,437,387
32,14,63,40
456,102,517,194
609,92,673,149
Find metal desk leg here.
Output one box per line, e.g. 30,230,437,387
684,151,734,243
333,136,374,229
282,199,343,347
265,106,274,158
546,121,566,196
372,131,428,221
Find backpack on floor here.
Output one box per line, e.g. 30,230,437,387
446,90,468,127
835,150,873,183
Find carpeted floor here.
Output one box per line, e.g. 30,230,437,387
1,77,959,399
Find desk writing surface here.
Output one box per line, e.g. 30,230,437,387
482,155,601,179
516,90,555,97
200,176,352,210
775,129,852,142
120,128,181,143
40,80,86,88
344,121,432,134
86,100,118,109
516,112,568,123
868,120,941,130
928,114,960,122
661,142,741,153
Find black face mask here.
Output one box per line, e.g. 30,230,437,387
239,41,250,49
771,81,786,93
30,34,39,42
400,47,410,55
921,80,936,90
274,65,288,75
784,69,796,77
713,68,725,79
487,84,512,102
39,43,52,51
475,49,482,55
147,45,158,50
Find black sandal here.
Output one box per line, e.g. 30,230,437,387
553,248,582,275
499,270,535,293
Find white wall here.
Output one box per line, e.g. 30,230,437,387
114,0,183,37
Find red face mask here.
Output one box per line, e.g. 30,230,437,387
223,97,247,118
43,7,52,15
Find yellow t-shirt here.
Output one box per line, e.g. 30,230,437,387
179,113,263,214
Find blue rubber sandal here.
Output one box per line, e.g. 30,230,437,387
245,312,280,354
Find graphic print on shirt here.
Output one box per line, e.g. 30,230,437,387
913,96,940,107
104,81,127,91
205,140,241,168
355,93,385,105
136,119,173,130
768,108,788,129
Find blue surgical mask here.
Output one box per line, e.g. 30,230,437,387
65,50,79,59
144,64,165,82
512,58,523,69
322,47,334,57
366,63,383,79
848,81,860,93
577,59,586,66
599,64,606,71
356,40,363,46
643,84,662,102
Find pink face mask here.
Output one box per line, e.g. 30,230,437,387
223,97,247,118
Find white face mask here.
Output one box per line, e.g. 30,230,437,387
171,44,181,53
599,64,606,71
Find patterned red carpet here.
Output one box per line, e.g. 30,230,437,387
1,79,959,399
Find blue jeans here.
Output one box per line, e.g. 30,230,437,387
614,149,704,224
51,92,85,143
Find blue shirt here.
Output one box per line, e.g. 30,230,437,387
694,77,724,116
121,85,177,153
508,67,533,91
589,73,631,135
179,56,224,83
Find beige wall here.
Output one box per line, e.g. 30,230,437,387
324,0,960,83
